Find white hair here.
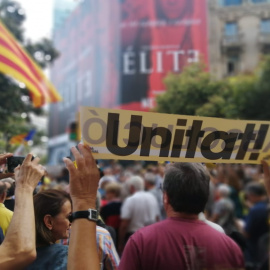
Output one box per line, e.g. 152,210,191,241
99,175,116,188
217,184,231,197
144,173,156,185
126,176,144,192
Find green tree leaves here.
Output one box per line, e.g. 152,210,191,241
156,56,270,121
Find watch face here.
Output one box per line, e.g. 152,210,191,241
88,209,98,221
91,210,97,220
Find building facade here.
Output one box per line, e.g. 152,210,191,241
48,0,120,164
208,0,270,78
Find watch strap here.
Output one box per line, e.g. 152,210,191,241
70,209,98,222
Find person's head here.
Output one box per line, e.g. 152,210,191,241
126,176,144,195
103,167,113,176
1,178,15,198
156,0,192,21
163,163,209,215
144,173,156,190
0,182,7,203
34,189,72,246
113,164,123,175
105,182,121,201
217,184,231,198
245,183,266,204
99,175,116,198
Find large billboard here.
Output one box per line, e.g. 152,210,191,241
119,0,209,110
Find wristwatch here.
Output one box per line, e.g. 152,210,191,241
70,209,98,223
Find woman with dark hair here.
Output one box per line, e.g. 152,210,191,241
26,189,72,270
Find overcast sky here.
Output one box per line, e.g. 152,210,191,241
17,0,53,41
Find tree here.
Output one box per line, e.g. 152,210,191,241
239,55,270,120
156,62,230,116
0,0,59,152
156,56,270,121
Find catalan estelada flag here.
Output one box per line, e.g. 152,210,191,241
9,129,36,145
9,133,28,145
0,20,62,107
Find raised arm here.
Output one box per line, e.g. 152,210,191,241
64,144,100,270
0,154,45,270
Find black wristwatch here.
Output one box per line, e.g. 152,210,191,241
69,209,98,223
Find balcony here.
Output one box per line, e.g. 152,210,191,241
259,32,270,53
221,34,243,54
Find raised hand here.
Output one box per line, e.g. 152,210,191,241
14,154,45,191
0,153,14,180
63,144,100,209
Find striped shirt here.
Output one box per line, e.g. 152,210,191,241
61,226,119,270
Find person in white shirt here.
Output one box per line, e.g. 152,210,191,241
118,176,160,254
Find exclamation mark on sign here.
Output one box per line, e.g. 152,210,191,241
249,124,269,160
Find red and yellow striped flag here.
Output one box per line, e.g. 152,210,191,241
0,20,62,107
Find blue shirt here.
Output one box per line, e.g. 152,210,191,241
245,200,268,243
26,244,68,270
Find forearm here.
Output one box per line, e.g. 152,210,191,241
0,187,36,269
118,221,129,252
118,226,127,247
68,200,99,270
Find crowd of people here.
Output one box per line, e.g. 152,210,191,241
0,145,269,270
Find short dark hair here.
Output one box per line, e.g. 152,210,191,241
245,183,266,197
34,189,71,245
163,163,209,214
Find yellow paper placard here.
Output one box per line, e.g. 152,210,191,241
80,106,270,164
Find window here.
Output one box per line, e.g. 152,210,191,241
252,0,269,3
220,0,242,6
227,55,239,75
225,22,238,36
261,19,270,33
227,61,235,74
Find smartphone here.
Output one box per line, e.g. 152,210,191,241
7,156,34,173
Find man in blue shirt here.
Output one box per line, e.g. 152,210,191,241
244,182,268,268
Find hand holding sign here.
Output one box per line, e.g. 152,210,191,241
63,144,100,210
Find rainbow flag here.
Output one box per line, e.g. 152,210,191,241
0,20,62,107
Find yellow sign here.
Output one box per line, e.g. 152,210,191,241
80,107,270,164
